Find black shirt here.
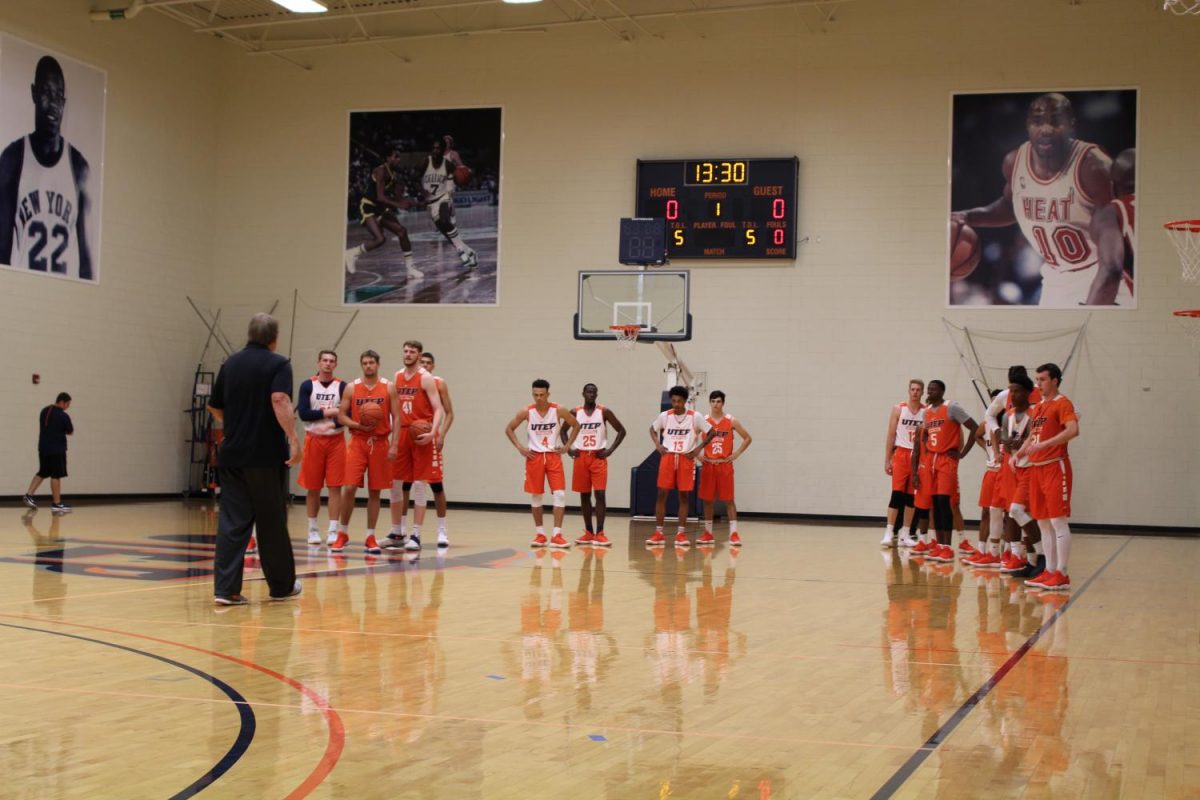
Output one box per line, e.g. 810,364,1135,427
37,405,73,454
209,343,294,468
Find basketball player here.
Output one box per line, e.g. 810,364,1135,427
332,350,394,555
0,56,94,280
506,379,581,548
422,135,478,269
394,351,455,549
386,340,445,552
994,375,1044,576
1017,364,1079,591
964,392,1004,568
911,380,978,562
952,93,1128,307
881,379,925,548
567,383,627,548
296,350,347,546
1086,148,1135,305
343,145,422,279
648,386,714,548
697,390,752,547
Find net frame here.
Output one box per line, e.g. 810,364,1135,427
1165,220,1200,283
609,324,642,351
1164,0,1200,14
1173,310,1200,347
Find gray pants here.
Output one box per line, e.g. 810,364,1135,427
214,465,296,597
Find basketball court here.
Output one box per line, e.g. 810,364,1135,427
1,504,1194,797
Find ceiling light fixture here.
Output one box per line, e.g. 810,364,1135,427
270,0,328,12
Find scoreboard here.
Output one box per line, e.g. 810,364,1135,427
635,158,799,260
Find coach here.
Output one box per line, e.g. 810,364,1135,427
208,313,303,605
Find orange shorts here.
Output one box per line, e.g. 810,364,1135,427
978,468,1000,509
525,452,565,494
571,450,608,492
298,432,346,490
657,453,696,491
1029,458,1072,519
393,426,436,483
998,464,1031,510
698,461,735,502
346,434,392,491
427,443,444,483
915,452,958,510
891,447,915,492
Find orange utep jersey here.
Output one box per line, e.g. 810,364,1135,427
1029,393,1077,463
923,403,962,454
350,378,391,437
704,415,734,460
394,368,433,427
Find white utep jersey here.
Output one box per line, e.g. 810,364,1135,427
13,136,82,277
1004,407,1033,468
422,157,455,204
894,403,925,450
527,403,562,453
1011,139,1100,273
573,405,607,452
305,377,344,436
652,409,710,454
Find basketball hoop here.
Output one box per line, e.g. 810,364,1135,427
1164,0,1200,14
1165,220,1200,283
609,324,642,351
1173,310,1200,347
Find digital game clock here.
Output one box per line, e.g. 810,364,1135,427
635,158,799,260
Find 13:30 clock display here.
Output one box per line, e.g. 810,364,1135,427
635,158,799,260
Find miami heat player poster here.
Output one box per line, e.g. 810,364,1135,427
0,34,106,284
949,89,1137,308
343,106,502,306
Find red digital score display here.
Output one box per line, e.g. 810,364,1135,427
635,158,799,260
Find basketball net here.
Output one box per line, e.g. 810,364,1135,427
1164,0,1200,14
610,324,641,351
1173,310,1200,349
1165,220,1200,283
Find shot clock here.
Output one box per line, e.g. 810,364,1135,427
635,158,799,260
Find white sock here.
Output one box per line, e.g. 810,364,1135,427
337,523,347,534
307,517,318,532
730,520,738,534
411,525,421,538
437,517,447,533
1038,520,1057,573
366,528,375,540
327,520,338,534
404,251,414,267
707,520,715,533
536,526,545,535
389,524,403,537
552,527,561,536
677,526,687,534
1012,541,1025,559
1052,517,1071,574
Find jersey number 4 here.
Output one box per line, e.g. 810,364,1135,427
27,221,70,273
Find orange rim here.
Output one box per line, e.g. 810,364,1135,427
609,325,642,335
1164,220,1200,232
1172,310,1200,318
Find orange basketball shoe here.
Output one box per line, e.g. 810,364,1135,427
697,532,716,546
646,531,666,547
911,540,932,554
364,534,382,555
957,539,978,556
729,532,743,547
529,532,548,547
329,532,349,553
548,533,571,549
592,532,612,547
575,531,596,545
674,532,691,548
245,535,258,556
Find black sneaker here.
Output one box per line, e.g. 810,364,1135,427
270,579,303,601
22,494,37,509
51,502,72,514
214,594,249,606
1011,554,1045,579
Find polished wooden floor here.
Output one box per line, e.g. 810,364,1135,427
1,501,1196,799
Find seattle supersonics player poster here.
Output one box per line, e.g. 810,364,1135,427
949,89,1137,308
343,107,502,305
0,35,105,284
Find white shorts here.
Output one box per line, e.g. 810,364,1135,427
428,196,456,225
1039,262,1133,308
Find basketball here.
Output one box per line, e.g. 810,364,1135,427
358,402,385,429
950,218,981,281
410,419,434,436
453,165,472,188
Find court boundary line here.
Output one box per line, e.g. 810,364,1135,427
0,621,255,799
0,613,344,800
869,536,1133,799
